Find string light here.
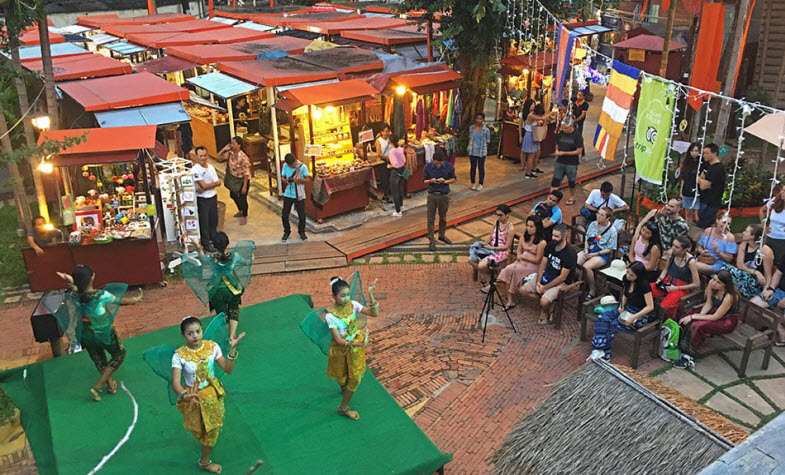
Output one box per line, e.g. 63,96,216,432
691,98,713,207
725,104,753,213
660,83,681,203
758,114,785,265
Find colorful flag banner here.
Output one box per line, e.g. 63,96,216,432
634,76,677,184
554,26,578,104
594,60,641,160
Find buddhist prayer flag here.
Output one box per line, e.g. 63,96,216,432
634,76,677,184
594,60,641,160
554,26,578,103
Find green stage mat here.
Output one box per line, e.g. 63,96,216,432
1,294,451,474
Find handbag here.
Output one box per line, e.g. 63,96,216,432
224,162,243,194
533,124,547,142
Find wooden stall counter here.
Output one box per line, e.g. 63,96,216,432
305,168,371,222
190,116,230,159
23,236,163,292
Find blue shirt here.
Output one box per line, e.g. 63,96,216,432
467,125,491,157
533,201,563,225
424,162,456,194
281,162,309,200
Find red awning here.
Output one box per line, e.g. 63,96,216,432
282,79,377,107
167,36,311,64
134,55,198,74
290,16,411,35
77,13,193,29
40,126,156,165
19,28,66,46
23,54,132,81
613,34,686,52
124,32,184,48
179,27,275,45
218,46,382,87
58,72,190,111
392,69,461,92
340,28,427,46
105,19,230,38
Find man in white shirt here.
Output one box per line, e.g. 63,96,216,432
582,181,629,232
192,146,221,251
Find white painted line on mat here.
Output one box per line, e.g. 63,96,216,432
87,381,139,474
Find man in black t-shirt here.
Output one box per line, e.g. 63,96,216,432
550,120,583,206
696,143,726,229
521,224,577,324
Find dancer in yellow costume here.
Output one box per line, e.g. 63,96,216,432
325,276,379,421
172,316,244,473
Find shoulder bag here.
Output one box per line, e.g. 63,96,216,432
224,161,243,194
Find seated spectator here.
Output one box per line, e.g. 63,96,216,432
630,220,663,282
679,270,739,353
695,212,737,275
497,216,547,309
469,205,514,284
520,224,577,324
636,198,690,255
651,235,701,320
720,224,774,299
530,190,563,241
27,216,63,256
590,261,656,361
580,181,629,232
577,207,618,298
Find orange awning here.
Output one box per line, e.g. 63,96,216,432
19,28,66,46
58,72,190,111
291,17,411,35
166,36,311,64
40,126,156,165
282,79,377,107
392,70,461,92
77,13,193,29
219,59,337,87
105,19,230,38
23,54,132,81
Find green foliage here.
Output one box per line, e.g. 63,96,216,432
0,134,87,165
0,205,27,289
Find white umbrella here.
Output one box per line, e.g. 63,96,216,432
744,112,785,150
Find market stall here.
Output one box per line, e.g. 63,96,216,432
135,55,200,85
165,35,312,66
613,34,686,81
385,67,461,193
23,126,164,291
498,53,557,160
275,79,379,221
186,71,262,159
58,72,191,156
14,42,90,63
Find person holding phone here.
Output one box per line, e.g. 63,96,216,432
424,150,456,251
280,153,309,241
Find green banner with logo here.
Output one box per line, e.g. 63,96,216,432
634,76,676,184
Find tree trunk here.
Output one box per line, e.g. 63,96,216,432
37,0,59,130
9,43,50,222
457,57,491,130
0,111,33,234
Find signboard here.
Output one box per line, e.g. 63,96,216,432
358,129,375,144
304,144,323,157
627,48,646,62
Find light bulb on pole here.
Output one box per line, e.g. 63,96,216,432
37,160,54,174
32,115,51,130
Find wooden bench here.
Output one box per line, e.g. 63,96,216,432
471,234,520,282
580,296,660,369
694,300,778,377
550,280,584,329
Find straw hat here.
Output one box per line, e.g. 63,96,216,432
600,259,627,281
600,295,618,306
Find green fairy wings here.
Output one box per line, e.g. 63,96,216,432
180,240,256,306
142,313,230,405
299,272,367,355
54,282,129,347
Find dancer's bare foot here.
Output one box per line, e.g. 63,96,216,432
338,406,360,421
89,387,102,401
106,379,118,395
199,460,222,473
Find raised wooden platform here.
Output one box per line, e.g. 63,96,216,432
253,159,622,274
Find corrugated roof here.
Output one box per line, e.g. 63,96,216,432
95,102,190,127
103,40,147,55
187,71,258,99
17,42,90,62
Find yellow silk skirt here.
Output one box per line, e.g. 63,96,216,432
326,343,366,392
177,382,225,447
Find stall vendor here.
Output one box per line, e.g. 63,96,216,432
27,216,63,255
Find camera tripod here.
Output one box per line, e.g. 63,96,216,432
478,265,518,342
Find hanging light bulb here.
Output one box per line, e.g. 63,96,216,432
38,160,54,174
395,85,407,96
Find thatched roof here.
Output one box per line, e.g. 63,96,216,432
492,361,738,475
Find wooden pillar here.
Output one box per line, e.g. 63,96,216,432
147,0,156,15
267,86,282,196
307,105,316,175
659,0,679,77
227,98,236,138
426,19,434,62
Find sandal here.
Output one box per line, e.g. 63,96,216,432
198,460,222,473
106,379,118,395
89,388,102,402
338,406,360,421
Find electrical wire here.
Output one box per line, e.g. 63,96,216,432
0,86,45,141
